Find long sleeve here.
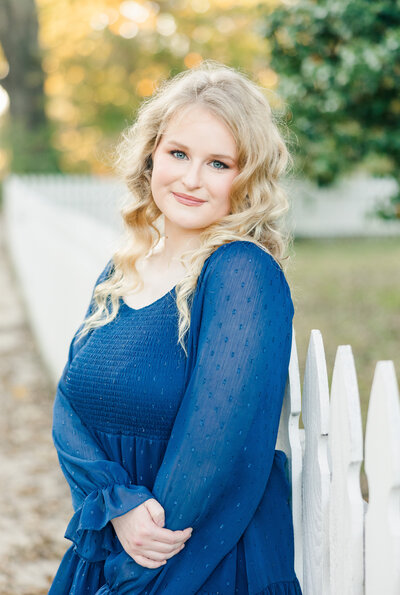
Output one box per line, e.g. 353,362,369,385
98,241,295,594
52,260,155,563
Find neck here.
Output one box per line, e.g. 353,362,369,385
156,220,203,267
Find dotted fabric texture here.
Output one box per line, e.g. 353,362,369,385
49,240,302,595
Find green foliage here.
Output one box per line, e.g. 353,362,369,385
2,118,61,173
264,0,400,219
35,0,269,173
1,1,271,176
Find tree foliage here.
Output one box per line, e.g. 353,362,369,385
0,0,271,175
264,0,400,219
0,0,60,172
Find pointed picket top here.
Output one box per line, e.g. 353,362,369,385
365,361,400,595
329,345,364,595
302,329,331,595
276,325,304,588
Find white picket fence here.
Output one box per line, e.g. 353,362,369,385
3,174,400,594
278,328,400,594
3,175,122,379
4,173,400,239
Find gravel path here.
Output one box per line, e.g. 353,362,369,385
0,213,70,594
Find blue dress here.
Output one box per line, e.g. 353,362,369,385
49,240,302,595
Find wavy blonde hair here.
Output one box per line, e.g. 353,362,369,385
79,59,293,355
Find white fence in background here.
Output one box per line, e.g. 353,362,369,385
285,173,400,238
3,173,400,242
3,173,125,227
2,174,400,593
279,329,400,595
3,175,123,379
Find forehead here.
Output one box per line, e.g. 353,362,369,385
160,105,238,153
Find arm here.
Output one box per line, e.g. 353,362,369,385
53,389,155,561
53,260,154,562
99,241,295,594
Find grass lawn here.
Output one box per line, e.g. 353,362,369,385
284,236,400,499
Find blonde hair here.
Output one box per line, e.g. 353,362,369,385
79,59,293,355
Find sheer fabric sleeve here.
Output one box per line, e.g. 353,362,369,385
52,260,155,563
98,241,295,594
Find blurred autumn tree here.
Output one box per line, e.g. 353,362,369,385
0,0,273,176
0,0,60,171
263,0,400,220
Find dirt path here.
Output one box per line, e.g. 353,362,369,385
0,213,70,594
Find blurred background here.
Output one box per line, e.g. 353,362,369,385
0,0,399,592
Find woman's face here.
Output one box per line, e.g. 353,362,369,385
150,105,240,232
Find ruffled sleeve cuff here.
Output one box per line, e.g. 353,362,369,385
65,482,154,562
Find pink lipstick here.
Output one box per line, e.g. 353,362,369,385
172,192,206,206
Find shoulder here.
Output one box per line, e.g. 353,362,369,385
204,241,294,311
207,240,285,280
95,258,115,287
85,259,115,318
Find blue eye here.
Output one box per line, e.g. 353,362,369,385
211,160,228,170
171,150,187,160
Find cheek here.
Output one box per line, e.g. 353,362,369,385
215,173,236,202
210,184,233,217
156,149,175,172
151,158,171,192
219,173,237,214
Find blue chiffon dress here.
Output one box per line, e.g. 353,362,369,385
49,240,302,595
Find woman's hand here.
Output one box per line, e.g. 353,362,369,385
110,498,193,568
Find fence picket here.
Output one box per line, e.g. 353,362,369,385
276,326,304,586
329,345,364,594
302,330,331,595
365,361,400,595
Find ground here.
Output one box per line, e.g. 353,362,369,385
0,214,70,594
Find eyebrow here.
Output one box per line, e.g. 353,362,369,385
165,140,237,163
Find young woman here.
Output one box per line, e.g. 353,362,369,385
49,60,302,594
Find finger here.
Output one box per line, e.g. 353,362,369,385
150,525,193,545
141,543,185,561
139,538,186,556
134,554,167,569
144,499,165,528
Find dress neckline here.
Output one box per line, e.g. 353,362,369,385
120,285,177,313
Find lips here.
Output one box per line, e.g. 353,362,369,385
172,192,206,206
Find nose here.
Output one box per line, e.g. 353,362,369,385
181,160,202,190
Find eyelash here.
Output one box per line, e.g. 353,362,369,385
169,150,229,170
